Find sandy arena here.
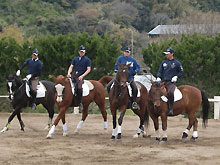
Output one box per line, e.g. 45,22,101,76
0,112,220,165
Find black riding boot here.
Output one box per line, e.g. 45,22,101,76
77,89,83,112
168,96,174,116
131,81,138,110
31,90,37,110
107,79,114,93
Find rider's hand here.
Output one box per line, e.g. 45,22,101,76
78,75,83,81
132,71,136,76
16,70,20,76
171,76,178,82
26,74,32,80
155,77,161,82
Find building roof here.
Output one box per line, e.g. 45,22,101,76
148,24,220,36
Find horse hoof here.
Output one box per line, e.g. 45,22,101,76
190,136,198,141
74,129,79,134
63,132,68,137
46,134,52,139
117,133,121,139
111,136,115,140
155,137,160,143
133,134,139,138
0,127,8,133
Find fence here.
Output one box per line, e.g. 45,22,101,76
1,95,220,119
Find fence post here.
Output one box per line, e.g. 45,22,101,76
214,96,220,119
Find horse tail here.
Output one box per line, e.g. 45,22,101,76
98,76,113,86
201,90,210,128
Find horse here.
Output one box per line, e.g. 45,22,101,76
105,63,149,140
148,81,210,143
46,75,108,138
0,74,55,133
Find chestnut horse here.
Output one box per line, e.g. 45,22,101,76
103,63,149,139
148,81,210,143
46,75,107,138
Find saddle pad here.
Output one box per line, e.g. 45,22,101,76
161,88,182,102
127,82,141,98
69,79,93,97
26,82,46,98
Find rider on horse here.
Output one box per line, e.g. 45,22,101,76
107,46,140,110
67,45,91,111
16,48,42,110
156,48,184,116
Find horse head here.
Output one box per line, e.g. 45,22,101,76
6,74,22,100
149,80,166,109
53,75,67,103
116,62,131,87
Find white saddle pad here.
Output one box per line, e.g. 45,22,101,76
69,79,94,96
161,88,182,102
26,82,46,98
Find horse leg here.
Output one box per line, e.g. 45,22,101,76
151,114,160,142
16,112,25,131
42,103,54,130
46,107,66,138
61,113,67,136
74,103,89,134
95,100,108,131
160,114,168,144
191,115,198,141
132,107,145,138
0,108,21,133
182,114,195,141
111,108,117,140
117,107,126,140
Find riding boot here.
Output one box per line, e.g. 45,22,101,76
131,81,138,110
168,97,174,116
77,89,83,112
107,79,114,93
31,90,37,110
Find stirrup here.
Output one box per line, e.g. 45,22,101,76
32,103,36,110
167,109,174,116
132,102,138,110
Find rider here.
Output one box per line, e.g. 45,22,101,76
16,48,42,110
67,45,91,111
107,46,140,110
156,48,184,116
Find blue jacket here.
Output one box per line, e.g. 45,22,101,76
115,56,140,80
157,58,184,81
20,58,42,77
71,56,91,76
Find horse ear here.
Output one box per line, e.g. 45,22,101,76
52,75,57,82
117,62,122,67
150,80,154,85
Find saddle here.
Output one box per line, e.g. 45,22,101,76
161,87,183,102
26,81,46,98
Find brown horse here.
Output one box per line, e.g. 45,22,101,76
104,63,149,139
148,81,210,143
46,75,107,138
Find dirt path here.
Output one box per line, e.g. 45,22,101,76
0,113,220,165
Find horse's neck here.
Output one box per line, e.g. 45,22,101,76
15,77,24,87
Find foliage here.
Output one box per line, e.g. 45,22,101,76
143,33,220,97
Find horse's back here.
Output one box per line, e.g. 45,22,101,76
88,80,106,97
41,80,56,95
178,85,202,104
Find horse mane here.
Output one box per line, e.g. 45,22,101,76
98,76,113,85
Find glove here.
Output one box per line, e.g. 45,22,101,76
156,77,161,82
171,76,178,82
114,70,118,73
26,74,32,80
132,71,136,76
16,70,20,76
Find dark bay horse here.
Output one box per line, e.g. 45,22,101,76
105,63,149,139
148,81,210,143
0,74,55,133
46,75,107,138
